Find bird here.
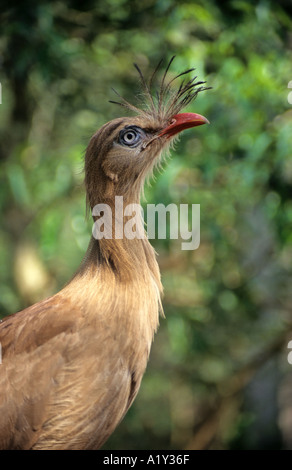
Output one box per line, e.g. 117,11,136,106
0,57,210,450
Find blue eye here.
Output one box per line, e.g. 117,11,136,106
119,127,142,147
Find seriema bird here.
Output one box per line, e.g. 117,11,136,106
0,57,209,450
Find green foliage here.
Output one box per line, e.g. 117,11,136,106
1,0,292,450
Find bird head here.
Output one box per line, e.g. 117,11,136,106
85,57,210,209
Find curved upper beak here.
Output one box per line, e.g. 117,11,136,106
159,112,209,138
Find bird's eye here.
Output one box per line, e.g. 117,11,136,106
119,127,142,147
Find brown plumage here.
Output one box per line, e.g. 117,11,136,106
0,58,209,450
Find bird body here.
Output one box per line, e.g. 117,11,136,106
0,59,209,449
0,237,160,449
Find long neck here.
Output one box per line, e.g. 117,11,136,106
59,186,163,345
74,194,162,291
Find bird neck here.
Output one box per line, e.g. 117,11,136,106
74,193,162,290
61,192,163,330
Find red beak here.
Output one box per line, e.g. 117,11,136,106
159,112,209,138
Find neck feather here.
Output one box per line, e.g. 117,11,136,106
74,194,163,296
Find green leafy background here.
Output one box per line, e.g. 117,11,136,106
1,0,292,450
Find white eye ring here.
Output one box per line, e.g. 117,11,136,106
123,131,137,144
119,126,142,147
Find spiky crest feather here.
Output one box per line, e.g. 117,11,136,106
109,56,211,123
